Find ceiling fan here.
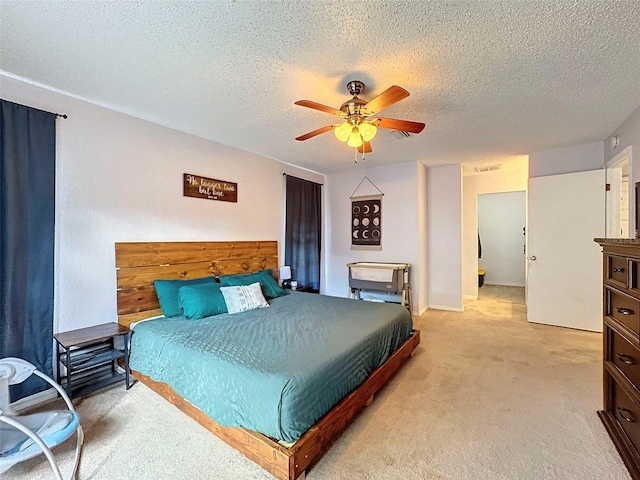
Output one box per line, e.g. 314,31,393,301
294,80,425,157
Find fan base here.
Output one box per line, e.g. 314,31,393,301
346,80,365,97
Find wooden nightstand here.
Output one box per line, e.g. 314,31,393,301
54,322,131,399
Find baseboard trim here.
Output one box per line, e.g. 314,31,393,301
484,282,525,287
463,295,478,300
428,304,464,312
11,387,57,412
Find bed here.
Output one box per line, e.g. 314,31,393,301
115,241,420,480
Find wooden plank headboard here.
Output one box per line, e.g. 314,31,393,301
115,241,278,328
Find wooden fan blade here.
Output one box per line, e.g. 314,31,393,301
294,100,345,117
363,86,410,115
295,125,334,141
357,141,372,154
374,117,425,134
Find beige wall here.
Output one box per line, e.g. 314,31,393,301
427,164,463,311
417,162,428,312
529,141,604,178
1,74,323,333
324,161,424,315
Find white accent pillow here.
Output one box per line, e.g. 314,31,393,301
220,282,269,314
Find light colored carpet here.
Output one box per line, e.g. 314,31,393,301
478,284,526,305
6,295,630,479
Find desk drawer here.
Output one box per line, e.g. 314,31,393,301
610,328,640,387
608,288,640,334
613,380,640,452
608,255,630,288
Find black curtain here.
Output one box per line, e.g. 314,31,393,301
285,175,321,291
0,100,56,400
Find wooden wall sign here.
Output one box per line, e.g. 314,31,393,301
183,173,237,203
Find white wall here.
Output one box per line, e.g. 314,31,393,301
529,141,604,178
417,162,428,312
605,106,640,235
324,161,425,314
0,74,323,333
478,191,526,287
427,164,463,311
463,169,528,298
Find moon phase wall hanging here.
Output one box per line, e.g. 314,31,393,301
350,176,384,250
352,195,382,250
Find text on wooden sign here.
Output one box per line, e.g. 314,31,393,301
183,173,237,203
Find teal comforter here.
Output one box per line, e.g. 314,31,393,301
129,292,412,442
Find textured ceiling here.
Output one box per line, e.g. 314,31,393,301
1,1,639,174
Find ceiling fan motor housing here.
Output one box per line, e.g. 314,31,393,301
341,98,367,118
342,81,369,117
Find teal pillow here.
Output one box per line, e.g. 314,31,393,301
178,282,228,319
153,276,216,317
219,269,287,299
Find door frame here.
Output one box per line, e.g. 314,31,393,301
476,190,527,289
606,146,633,238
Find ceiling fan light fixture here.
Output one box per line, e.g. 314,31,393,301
360,122,377,142
334,122,351,142
347,131,363,148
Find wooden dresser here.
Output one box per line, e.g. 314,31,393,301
597,238,640,479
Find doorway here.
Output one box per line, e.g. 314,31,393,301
606,146,632,238
477,191,526,303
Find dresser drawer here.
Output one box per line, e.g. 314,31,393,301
608,288,640,333
610,328,640,387
613,380,640,452
608,254,630,288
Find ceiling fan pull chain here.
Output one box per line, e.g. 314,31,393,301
354,147,358,163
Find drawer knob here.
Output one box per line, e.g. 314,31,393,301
617,407,636,423
617,353,635,365
614,267,626,273
616,307,634,316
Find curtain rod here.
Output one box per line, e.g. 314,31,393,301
34,105,67,119
1,99,68,118
282,173,323,186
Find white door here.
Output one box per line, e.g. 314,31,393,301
527,169,605,332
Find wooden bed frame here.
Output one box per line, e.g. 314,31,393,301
115,240,420,480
